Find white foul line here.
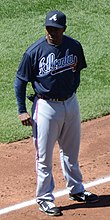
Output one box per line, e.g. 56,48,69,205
0,175,110,216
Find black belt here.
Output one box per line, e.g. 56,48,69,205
37,94,70,102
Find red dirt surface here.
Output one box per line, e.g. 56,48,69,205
0,115,110,220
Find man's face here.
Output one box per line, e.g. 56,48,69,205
46,26,65,45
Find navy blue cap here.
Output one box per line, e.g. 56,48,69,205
45,10,66,28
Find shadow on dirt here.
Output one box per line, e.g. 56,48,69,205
60,195,110,211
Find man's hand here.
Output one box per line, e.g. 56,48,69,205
18,112,32,126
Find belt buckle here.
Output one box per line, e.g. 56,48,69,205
54,98,58,101
50,98,59,101
49,98,66,102
55,98,61,102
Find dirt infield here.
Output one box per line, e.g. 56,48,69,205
0,115,110,220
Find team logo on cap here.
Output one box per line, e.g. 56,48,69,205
49,14,57,21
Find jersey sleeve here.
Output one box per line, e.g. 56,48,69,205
77,43,87,71
16,52,33,82
14,77,27,114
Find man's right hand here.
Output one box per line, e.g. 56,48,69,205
18,112,32,126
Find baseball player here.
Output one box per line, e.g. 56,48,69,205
14,10,99,216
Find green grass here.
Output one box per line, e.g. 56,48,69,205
0,0,110,143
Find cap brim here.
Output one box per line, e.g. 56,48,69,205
45,23,65,28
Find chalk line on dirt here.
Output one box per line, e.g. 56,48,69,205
0,175,110,215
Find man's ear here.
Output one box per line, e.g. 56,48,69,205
63,26,67,32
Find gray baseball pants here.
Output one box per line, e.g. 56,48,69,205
32,93,84,203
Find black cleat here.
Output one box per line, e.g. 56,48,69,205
69,191,99,203
38,200,62,216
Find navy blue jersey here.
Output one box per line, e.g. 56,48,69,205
16,35,87,99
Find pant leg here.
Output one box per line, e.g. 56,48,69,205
32,97,65,202
58,94,84,194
